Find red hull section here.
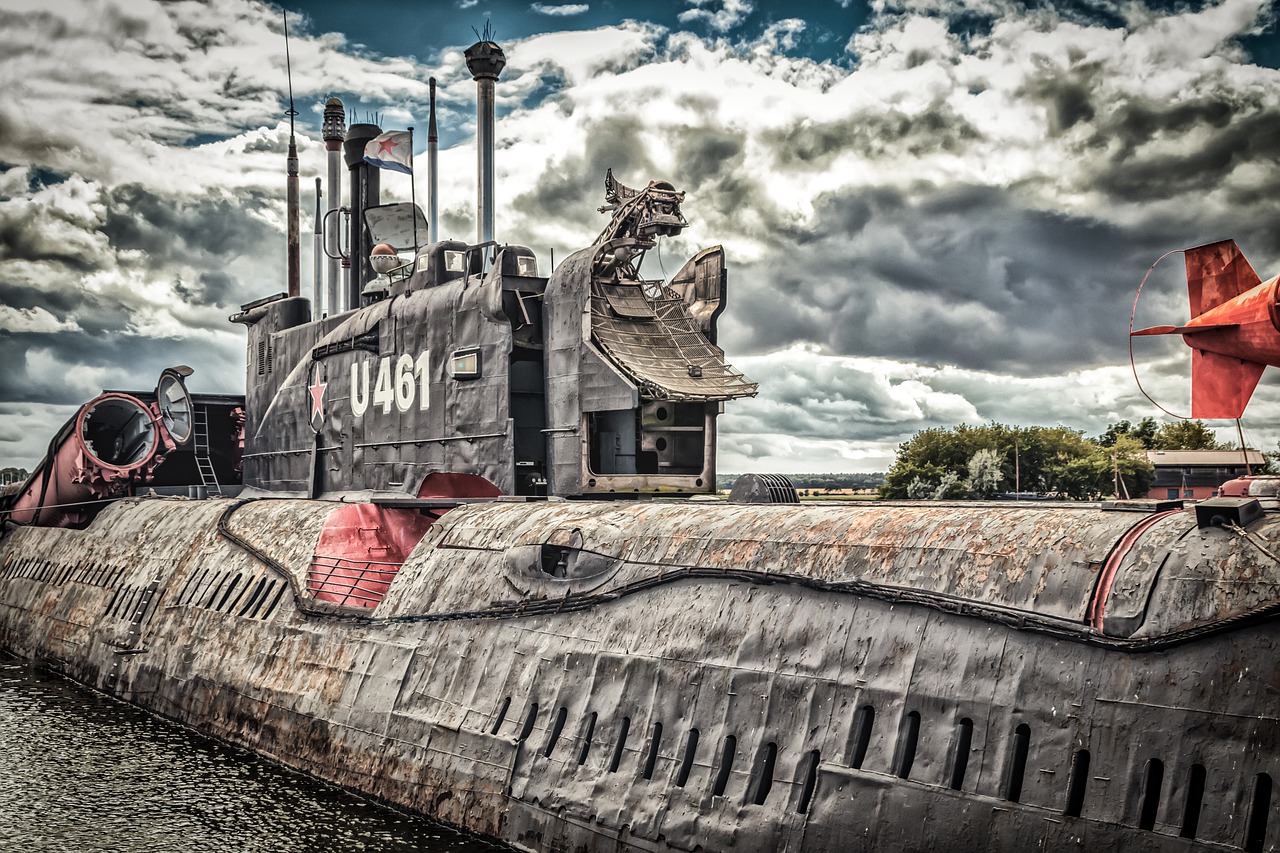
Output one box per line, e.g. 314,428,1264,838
306,472,502,608
5,393,171,528
307,504,436,607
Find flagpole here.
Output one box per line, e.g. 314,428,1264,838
408,126,418,254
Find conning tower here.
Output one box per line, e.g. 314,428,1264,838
230,38,753,501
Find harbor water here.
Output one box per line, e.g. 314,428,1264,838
0,654,509,852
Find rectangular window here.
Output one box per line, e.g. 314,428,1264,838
1167,488,1179,500
449,348,482,380
1183,489,1194,498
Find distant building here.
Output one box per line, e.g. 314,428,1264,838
1144,449,1265,500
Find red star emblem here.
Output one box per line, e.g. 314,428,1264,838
377,138,398,155
309,378,327,419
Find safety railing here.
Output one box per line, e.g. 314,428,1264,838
306,555,402,608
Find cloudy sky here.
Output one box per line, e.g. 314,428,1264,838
1,0,1279,474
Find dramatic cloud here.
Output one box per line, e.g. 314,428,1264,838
680,0,755,32
0,0,1277,473
531,3,589,15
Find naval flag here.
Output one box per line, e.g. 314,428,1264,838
363,130,413,174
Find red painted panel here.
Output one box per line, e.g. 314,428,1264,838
308,473,501,608
309,504,435,608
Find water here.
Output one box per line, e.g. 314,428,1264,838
0,654,510,853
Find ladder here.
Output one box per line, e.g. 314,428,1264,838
192,407,221,497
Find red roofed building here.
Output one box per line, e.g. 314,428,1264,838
1144,449,1265,500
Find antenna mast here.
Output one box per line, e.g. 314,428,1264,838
283,11,301,299
428,78,438,244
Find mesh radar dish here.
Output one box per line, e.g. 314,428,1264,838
1129,247,1190,420
155,366,195,446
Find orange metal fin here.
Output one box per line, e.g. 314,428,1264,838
1190,349,1266,419
1185,240,1262,318
1132,322,1239,337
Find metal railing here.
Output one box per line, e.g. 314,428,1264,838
306,555,401,608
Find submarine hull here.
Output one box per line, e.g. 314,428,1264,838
2,495,1276,851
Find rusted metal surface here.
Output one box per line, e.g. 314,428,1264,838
2,495,1279,851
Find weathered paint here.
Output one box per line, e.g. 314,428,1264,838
1,495,1277,851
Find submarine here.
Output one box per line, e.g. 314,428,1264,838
2,35,1279,853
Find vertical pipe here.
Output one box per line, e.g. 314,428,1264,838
428,77,439,244
283,12,300,298
322,98,346,314
408,126,418,251
312,178,323,311
465,40,506,246
343,122,382,307
287,134,300,298
475,76,494,245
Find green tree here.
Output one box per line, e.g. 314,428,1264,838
881,423,1154,501
1106,435,1156,498
1151,420,1226,450
880,423,1012,498
965,447,1006,498
1096,417,1158,449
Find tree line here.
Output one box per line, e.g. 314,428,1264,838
878,418,1232,501
718,472,886,492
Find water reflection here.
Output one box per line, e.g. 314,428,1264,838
0,655,509,852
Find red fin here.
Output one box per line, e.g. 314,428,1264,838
1185,240,1262,318
1131,324,1177,337
1191,349,1266,419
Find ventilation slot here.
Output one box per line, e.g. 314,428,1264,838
643,722,662,780
544,707,568,757
949,717,973,791
797,749,820,815
216,574,243,612
850,705,874,770
713,735,737,797
609,717,630,773
176,567,207,606
1065,749,1090,818
203,572,230,608
1138,758,1164,831
237,578,267,617
676,728,699,787
517,703,539,744
259,584,286,619
577,712,597,766
895,711,920,780
1180,763,1205,839
1004,724,1030,802
1245,772,1272,853
750,741,777,806
490,697,511,735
